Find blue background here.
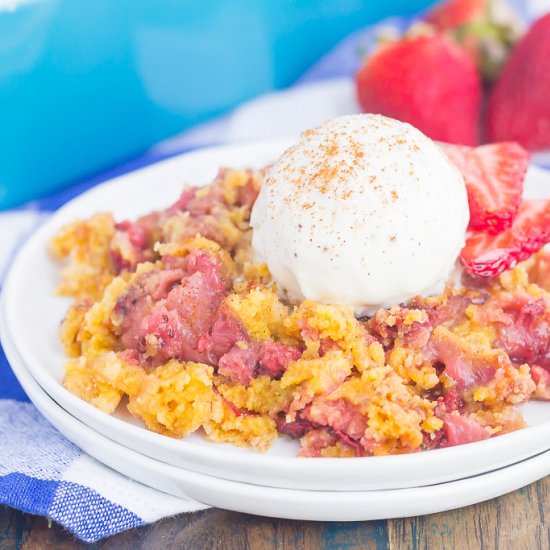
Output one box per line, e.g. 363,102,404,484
0,0,434,209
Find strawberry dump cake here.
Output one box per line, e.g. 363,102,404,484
51,115,550,457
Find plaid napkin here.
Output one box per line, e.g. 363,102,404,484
0,1,547,543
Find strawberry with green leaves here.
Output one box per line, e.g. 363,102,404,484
425,0,523,82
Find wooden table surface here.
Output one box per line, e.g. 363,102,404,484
1,477,548,549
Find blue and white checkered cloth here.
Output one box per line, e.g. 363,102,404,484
1,1,548,542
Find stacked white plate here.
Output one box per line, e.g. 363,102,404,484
1,141,549,520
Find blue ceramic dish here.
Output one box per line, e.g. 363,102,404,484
0,0,433,209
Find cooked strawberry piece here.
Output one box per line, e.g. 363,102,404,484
299,430,342,458
168,187,197,214
413,292,482,330
428,329,495,389
441,142,528,233
258,342,302,379
112,251,235,366
140,305,208,365
128,272,225,366
110,218,157,274
164,273,225,337
109,250,132,274
276,414,321,439
333,430,366,457
218,340,302,386
113,268,184,321
434,390,463,417
531,365,550,401
491,293,550,369
423,428,447,450
206,311,247,360
458,289,550,386
304,398,368,443
167,168,259,217
366,306,433,349
187,249,233,291
218,344,261,386
425,323,535,406
460,200,550,278
443,414,490,446
115,220,147,249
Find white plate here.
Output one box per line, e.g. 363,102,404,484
2,141,550,492
3,323,549,521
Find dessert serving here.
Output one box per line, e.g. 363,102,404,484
51,114,550,458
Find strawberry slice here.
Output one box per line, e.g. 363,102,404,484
460,200,550,277
441,142,529,234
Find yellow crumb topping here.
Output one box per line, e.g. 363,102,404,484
127,360,214,438
50,213,115,300
203,394,278,451
225,287,292,341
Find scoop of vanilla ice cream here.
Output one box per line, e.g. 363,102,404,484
250,114,469,315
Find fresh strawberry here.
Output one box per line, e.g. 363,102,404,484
460,200,550,277
424,0,523,82
440,142,529,233
426,0,485,30
355,34,482,145
486,13,550,151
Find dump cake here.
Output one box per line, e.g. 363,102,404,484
51,115,549,457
